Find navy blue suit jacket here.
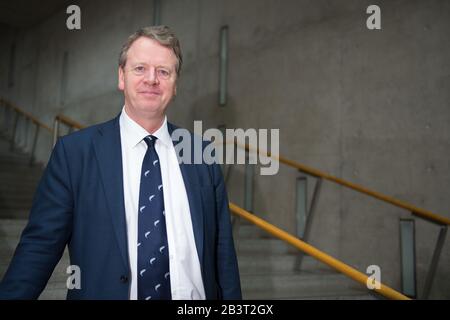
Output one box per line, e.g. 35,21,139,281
0,115,241,299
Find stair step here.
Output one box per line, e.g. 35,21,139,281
0,188,39,197
0,196,37,203
0,168,43,175
235,224,274,238
0,210,31,219
0,235,22,249
0,177,40,184
0,184,40,193
0,189,35,196
240,272,372,299
0,159,36,167
0,175,42,184
38,288,67,300
237,253,331,274
0,218,28,234
0,203,33,210
1,248,70,301
0,196,36,204
0,152,33,160
0,168,43,177
236,238,295,254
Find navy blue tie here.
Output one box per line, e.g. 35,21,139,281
137,135,171,300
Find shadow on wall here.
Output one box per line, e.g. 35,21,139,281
190,92,237,131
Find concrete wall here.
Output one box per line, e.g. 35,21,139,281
0,0,449,298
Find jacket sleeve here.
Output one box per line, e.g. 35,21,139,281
212,162,242,299
0,139,73,299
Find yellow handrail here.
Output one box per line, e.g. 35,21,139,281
55,114,84,130
233,141,450,226
0,98,52,132
229,202,410,300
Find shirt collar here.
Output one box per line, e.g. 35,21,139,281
119,107,172,148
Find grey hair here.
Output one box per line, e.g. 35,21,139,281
118,25,183,77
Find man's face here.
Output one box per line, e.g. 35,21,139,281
118,37,178,120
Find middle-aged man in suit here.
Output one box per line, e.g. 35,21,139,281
0,25,242,300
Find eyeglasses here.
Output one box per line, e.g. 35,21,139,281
129,65,174,81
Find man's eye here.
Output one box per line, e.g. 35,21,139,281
134,66,145,73
157,69,170,78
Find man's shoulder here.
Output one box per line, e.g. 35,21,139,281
61,116,118,143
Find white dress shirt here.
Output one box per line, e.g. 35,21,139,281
119,108,206,300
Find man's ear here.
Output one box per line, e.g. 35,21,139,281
118,67,124,91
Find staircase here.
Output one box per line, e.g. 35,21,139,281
235,221,379,299
0,133,378,299
0,133,69,299
0,136,41,219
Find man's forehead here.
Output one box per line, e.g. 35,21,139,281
127,37,177,65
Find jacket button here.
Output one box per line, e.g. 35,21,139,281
120,275,128,283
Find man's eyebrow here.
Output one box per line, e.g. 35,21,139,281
130,61,148,66
130,62,172,69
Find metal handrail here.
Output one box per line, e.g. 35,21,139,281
229,202,410,300
234,141,450,226
52,114,83,146
0,98,52,132
0,98,53,165
0,99,85,163
55,114,83,130
226,140,448,298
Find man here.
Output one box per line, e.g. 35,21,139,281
0,26,241,300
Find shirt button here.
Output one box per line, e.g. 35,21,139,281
120,275,128,283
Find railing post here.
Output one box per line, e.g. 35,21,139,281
4,103,11,134
224,136,237,186
296,176,308,239
23,116,30,151
244,154,254,213
218,125,227,178
10,111,19,151
52,117,60,147
0,100,6,132
296,175,322,270
16,115,28,151
400,218,417,298
29,123,40,166
422,224,447,299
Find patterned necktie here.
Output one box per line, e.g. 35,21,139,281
137,135,171,300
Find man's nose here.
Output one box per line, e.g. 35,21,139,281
144,68,159,84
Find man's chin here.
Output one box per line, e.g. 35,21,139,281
138,105,166,116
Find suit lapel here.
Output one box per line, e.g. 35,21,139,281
92,115,129,269
168,123,205,266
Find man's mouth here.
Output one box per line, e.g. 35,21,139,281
139,91,161,96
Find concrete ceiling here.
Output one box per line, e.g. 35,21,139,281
0,0,74,28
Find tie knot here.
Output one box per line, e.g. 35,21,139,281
144,135,157,149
